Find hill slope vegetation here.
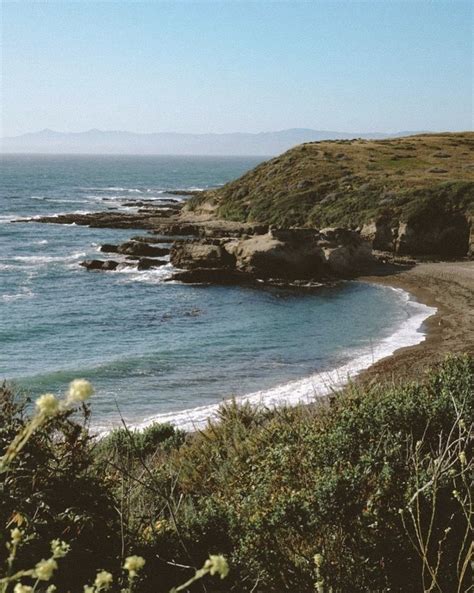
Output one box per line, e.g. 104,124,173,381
188,133,474,256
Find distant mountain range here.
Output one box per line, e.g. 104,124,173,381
0,128,427,156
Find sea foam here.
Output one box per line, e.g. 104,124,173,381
129,286,437,433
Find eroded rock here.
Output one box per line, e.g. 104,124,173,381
80,259,120,271
170,242,235,269
136,257,167,270
117,241,170,257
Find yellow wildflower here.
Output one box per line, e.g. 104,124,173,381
11,527,23,545
14,585,33,593
51,538,70,558
67,379,94,404
314,553,324,568
94,570,113,590
36,394,59,417
204,555,229,579
35,558,58,581
124,555,145,577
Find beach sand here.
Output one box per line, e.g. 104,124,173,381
359,260,474,381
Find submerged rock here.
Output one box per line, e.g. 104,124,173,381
136,257,167,270
80,259,120,271
170,268,254,285
100,243,119,253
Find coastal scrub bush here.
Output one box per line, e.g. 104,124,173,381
130,355,473,593
98,422,185,459
1,356,471,592
0,383,228,593
0,382,120,591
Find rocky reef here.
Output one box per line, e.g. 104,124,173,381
77,224,372,286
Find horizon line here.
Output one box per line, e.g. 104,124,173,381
2,126,440,139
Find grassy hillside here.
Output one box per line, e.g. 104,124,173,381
187,133,474,229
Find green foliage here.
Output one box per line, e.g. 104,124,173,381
133,355,473,593
98,422,185,459
1,356,472,592
0,384,120,591
187,133,474,231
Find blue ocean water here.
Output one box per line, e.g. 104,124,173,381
0,155,435,432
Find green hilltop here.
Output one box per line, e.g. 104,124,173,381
187,132,474,240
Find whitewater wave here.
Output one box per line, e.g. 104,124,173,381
34,197,92,205
2,287,36,302
123,287,436,434
82,187,142,193
8,252,87,265
114,262,175,284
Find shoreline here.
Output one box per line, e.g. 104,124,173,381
122,274,441,434
357,260,474,382
131,260,473,433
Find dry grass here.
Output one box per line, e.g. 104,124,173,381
187,133,474,229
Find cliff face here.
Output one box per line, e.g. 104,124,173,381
187,133,474,257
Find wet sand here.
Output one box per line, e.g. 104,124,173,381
359,261,474,381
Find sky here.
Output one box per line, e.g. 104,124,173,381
1,0,473,137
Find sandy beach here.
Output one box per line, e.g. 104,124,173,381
359,260,474,381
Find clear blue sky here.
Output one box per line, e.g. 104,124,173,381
2,0,472,136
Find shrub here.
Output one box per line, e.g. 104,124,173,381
134,355,473,593
0,383,120,591
98,422,185,460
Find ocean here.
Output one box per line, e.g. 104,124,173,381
0,154,436,432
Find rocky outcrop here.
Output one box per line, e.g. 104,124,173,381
100,244,119,253
319,228,374,275
361,210,472,258
169,227,374,283
225,231,326,279
117,241,169,257
80,259,121,271
170,242,235,269
395,213,470,257
360,216,396,251
136,258,167,270
80,257,166,272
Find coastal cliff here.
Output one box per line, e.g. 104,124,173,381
30,133,473,285
186,132,474,258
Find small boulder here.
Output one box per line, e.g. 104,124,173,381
80,259,119,271
100,244,119,253
136,258,167,270
117,241,170,257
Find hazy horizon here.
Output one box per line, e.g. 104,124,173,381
2,125,434,139
0,127,438,156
